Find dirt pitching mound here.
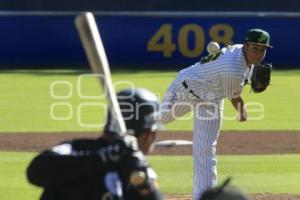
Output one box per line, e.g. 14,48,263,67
1,130,300,155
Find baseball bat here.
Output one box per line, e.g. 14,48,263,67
75,12,127,136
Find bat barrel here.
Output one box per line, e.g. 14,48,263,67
75,12,127,136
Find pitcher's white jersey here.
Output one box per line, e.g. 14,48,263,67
178,44,249,102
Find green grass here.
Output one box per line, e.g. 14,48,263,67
1,152,299,200
0,152,41,200
0,69,299,132
1,69,299,199
149,155,300,194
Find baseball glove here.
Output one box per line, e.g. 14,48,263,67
251,63,272,93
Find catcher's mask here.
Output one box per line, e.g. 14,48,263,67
250,63,272,93
105,88,162,136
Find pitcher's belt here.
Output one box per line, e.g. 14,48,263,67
182,81,201,99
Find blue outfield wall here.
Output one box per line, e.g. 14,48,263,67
0,12,299,69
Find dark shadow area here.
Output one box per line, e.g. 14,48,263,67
1,0,300,12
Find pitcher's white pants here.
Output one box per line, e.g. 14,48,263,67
160,79,224,200
192,101,223,200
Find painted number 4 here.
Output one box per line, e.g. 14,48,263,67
147,24,175,57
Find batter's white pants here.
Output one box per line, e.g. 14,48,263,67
160,78,224,200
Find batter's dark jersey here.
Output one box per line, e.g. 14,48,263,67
27,135,162,200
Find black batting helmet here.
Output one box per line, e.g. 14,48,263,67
105,88,161,136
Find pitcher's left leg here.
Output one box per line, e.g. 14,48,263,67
192,100,224,200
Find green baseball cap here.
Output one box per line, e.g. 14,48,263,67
245,28,273,48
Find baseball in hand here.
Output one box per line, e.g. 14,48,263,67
206,41,220,55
